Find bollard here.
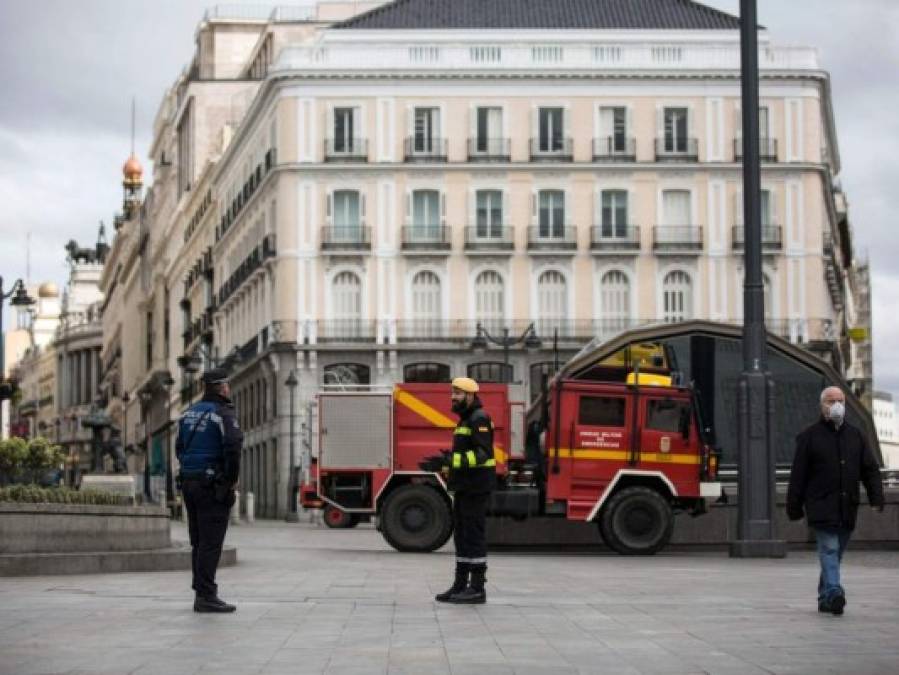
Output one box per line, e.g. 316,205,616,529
230,490,241,525
245,491,255,524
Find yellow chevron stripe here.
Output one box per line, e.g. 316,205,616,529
395,388,508,464
553,448,700,465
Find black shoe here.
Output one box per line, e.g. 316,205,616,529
829,594,846,616
448,587,486,604
435,582,467,603
194,596,236,613
435,564,469,603
818,600,829,613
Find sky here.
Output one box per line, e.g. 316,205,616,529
0,0,897,391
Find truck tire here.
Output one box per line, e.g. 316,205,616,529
601,486,674,555
380,485,453,552
323,504,354,529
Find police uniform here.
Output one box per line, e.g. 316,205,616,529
436,377,496,604
176,368,243,613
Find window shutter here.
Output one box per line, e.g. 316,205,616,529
360,193,366,220
440,191,446,225
353,106,362,145
563,104,572,141
628,189,635,228
405,189,412,222
503,189,510,227
326,192,332,223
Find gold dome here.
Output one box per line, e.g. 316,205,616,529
38,282,59,298
122,154,143,181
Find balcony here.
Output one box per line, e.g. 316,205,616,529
404,137,448,162
321,225,372,252
324,138,368,162
591,226,641,254
467,138,511,162
732,225,783,251
655,137,699,162
734,137,778,162
593,137,636,162
529,137,573,162
464,226,514,253
318,319,378,343
400,226,451,253
653,226,703,254
527,226,577,253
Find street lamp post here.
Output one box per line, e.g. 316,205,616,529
730,0,786,558
284,370,299,522
471,323,542,383
0,277,36,435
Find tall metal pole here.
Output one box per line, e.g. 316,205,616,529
730,0,786,558
503,328,510,384
285,371,299,522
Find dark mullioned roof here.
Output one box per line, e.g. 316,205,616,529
335,0,741,30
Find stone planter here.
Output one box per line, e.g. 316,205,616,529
0,503,170,554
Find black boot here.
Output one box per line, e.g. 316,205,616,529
435,564,469,602
194,595,237,613
449,565,486,604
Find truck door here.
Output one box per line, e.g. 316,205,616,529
639,395,698,476
570,390,630,482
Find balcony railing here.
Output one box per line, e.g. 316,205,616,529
401,225,451,252
591,226,641,253
734,137,778,162
655,137,699,162
324,138,368,162
593,137,636,162
464,225,514,251
467,138,511,162
653,226,703,253
529,137,573,161
732,225,783,251
320,225,372,252
527,226,577,251
404,137,448,162
318,320,378,342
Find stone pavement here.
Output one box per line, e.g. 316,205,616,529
1,521,898,675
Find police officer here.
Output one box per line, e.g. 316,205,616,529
176,368,243,613
435,377,496,604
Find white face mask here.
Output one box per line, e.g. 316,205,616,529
828,401,845,424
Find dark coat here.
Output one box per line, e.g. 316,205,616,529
448,398,496,494
786,417,884,531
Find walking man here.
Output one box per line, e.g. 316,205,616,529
786,385,884,615
176,368,243,613
432,377,496,604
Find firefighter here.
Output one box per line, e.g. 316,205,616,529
435,376,496,604
176,368,243,613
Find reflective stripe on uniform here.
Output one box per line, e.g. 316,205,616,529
454,427,472,436
456,556,488,564
451,452,496,470
465,450,477,467
452,453,462,469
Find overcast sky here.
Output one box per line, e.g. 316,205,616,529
1,0,897,392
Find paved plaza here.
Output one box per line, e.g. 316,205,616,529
1,520,898,675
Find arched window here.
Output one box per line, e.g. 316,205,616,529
410,270,442,338
599,270,631,336
468,361,512,384
331,271,362,338
323,363,370,390
474,270,504,334
537,270,568,337
403,362,451,383
662,270,692,322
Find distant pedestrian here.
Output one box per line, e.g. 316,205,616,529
176,368,243,613
786,385,884,615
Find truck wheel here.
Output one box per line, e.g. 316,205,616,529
602,486,674,555
323,504,353,529
381,485,453,552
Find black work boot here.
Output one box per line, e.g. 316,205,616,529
194,595,237,613
435,564,469,602
449,565,486,604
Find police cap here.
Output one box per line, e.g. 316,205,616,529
201,368,229,386
451,377,479,393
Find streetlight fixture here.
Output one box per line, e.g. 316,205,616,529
0,277,35,432
470,323,542,383
730,0,785,558
284,370,299,522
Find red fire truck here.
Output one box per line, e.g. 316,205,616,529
301,342,721,555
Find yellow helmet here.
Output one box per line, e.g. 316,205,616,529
451,377,479,393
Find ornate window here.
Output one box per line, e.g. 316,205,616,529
662,270,692,322
474,270,504,334
536,270,567,337
403,362,451,383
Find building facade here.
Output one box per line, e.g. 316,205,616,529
113,0,865,517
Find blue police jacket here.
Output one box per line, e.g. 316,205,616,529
175,393,243,481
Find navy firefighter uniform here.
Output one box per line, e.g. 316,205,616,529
437,377,496,604
176,368,243,613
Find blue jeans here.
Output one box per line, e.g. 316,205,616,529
814,527,851,603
